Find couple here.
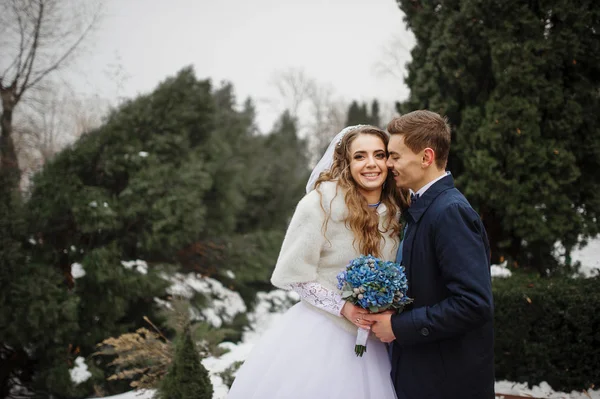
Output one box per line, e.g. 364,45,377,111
228,110,495,399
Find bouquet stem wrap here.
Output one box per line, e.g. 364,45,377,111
355,327,370,356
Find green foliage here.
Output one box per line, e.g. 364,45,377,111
1,65,309,397
184,109,308,299
222,230,286,303
493,273,600,391
235,110,308,233
27,66,216,260
0,178,26,346
158,325,213,399
217,361,243,389
13,68,216,396
397,0,600,273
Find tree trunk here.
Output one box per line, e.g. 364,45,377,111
0,88,21,191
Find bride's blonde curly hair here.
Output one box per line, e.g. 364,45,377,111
314,126,409,257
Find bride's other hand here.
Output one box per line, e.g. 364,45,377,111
341,302,373,328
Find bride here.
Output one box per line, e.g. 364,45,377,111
227,125,408,399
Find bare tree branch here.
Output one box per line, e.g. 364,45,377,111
267,68,348,165
18,1,45,100
373,33,413,84
23,7,100,93
0,0,103,191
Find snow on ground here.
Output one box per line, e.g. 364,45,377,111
90,390,154,399
495,380,599,398
571,239,600,278
162,272,247,328
202,289,299,398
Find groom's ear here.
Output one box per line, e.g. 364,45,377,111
422,148,435,168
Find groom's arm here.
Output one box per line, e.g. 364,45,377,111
390,202,493,346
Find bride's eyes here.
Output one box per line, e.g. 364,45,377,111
353,152,386,161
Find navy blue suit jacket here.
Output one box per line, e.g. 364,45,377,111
390,174,495,399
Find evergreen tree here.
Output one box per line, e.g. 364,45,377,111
0,170,83,396
9,67,217,396
397,0,600,273
346,100,383,127
370,100,381,127
224,110,309,301
236,111,308,232
0,180,28,397
158,325,212,399
346,101,366,126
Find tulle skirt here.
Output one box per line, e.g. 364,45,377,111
227,302,397,399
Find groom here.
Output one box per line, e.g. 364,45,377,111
363,110,495,398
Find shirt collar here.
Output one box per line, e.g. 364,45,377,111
410,171,451,197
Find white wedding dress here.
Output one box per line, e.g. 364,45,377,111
228,179,398,398
227,283,397,399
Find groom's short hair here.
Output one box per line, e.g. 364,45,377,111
387,110,451,170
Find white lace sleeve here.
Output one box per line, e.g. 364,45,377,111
290,282,345,317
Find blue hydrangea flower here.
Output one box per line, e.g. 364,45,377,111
337,254,413,312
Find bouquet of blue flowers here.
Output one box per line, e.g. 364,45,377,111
336,254,413,356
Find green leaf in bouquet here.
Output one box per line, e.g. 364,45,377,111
369,306,380,313
342,291,354,299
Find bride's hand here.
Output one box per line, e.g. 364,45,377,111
341,302,373,329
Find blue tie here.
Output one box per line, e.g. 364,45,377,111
410,193,420,203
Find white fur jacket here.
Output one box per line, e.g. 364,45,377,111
271,181,399,335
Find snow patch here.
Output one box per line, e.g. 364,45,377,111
153,297,173,310
69,357,91,385
164,273,247,328
121,260,148,275
490,260,512,278
571,239,600,278
201,289,299,398
87,390,154,399
495,380,600,398
71,263,86,279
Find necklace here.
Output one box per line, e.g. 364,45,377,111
368,201,381,208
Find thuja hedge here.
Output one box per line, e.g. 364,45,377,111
492,272,600,391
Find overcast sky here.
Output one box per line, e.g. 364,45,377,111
73,0,416,131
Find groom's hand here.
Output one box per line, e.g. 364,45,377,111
362,313,396,343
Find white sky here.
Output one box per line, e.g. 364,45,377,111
73,0,416,132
